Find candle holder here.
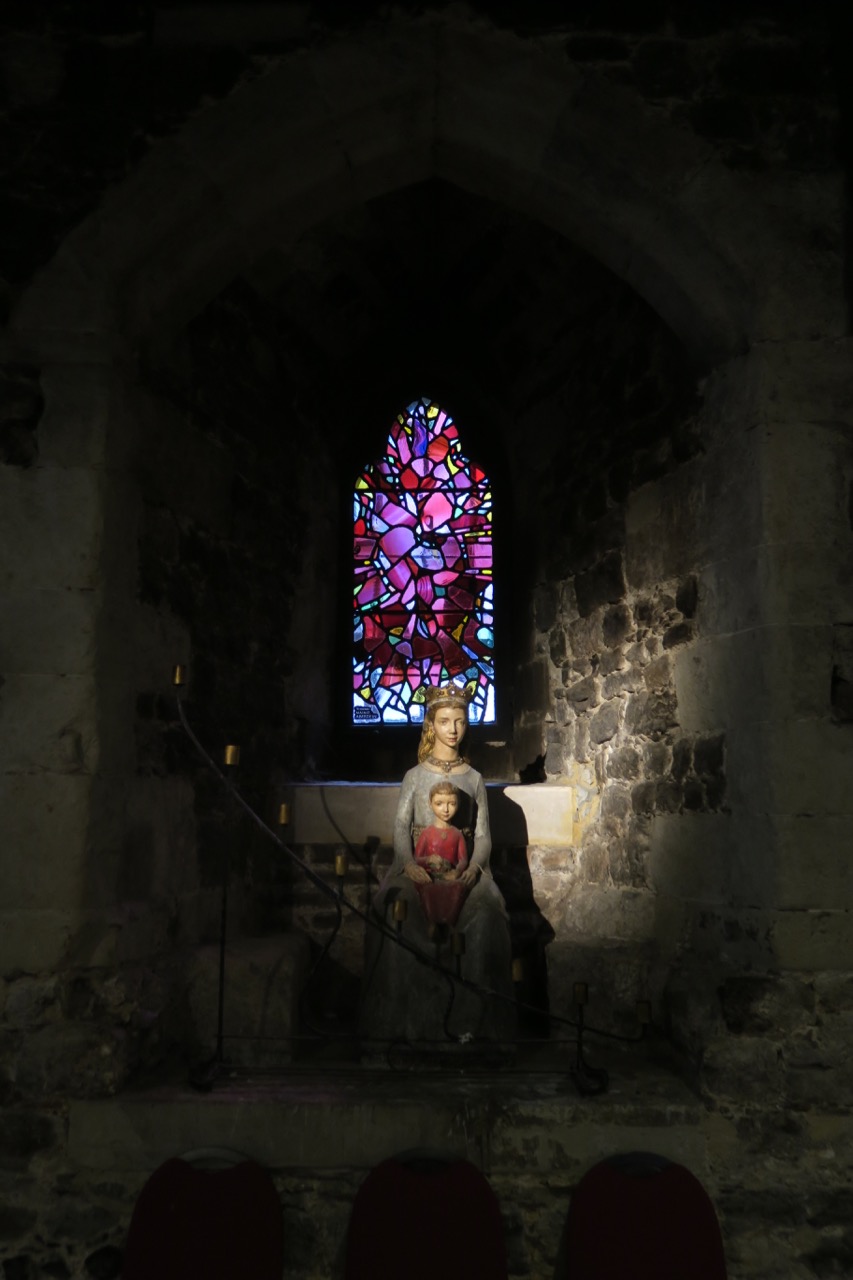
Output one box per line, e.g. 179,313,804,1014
277,802,290,827
569,981,609,1097
452,930,465,978
430,921,448,967
172,663,187,687
512,957,524,985
335,851,349,897
223,744,241,768
393,897,407,937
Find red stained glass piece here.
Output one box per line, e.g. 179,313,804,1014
422,491,453,528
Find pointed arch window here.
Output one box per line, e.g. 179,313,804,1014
352,397,495,726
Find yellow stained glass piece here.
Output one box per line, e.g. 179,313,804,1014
427,403,438,418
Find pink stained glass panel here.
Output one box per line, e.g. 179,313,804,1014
352,397,495,726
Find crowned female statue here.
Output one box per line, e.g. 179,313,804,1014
359,683,515,1050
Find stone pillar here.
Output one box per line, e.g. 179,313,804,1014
627,338,853,1043
0,358,114,973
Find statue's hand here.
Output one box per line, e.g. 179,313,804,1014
404,861,431,884
459,864,478,886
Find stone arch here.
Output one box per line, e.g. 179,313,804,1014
3,10,845,1020
7,16,803,366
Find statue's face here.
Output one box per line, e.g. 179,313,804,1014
432,706,467,751
430,790,459,823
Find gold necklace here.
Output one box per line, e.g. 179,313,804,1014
425,754,468,773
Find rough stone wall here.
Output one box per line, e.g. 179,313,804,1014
495,253,709,1033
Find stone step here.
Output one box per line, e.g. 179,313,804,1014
68,1051,705,1177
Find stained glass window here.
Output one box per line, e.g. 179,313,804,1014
353,397,495,726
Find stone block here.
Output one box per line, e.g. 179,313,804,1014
775,815,853,910
559,884,656,945
0,465,103,592
625,429,762,590
0,910,73,975
702,341,853,431
772,910,853,972
37,363,112,467
701,542,853,634
0,1109,59,1171
546,936,655,1030
574,552,626,616
4,976,60,1029
436,23,575,184
0,674,97,774
760,422,853,547
718,974,816,1036
589,700,620,744
10,241,115,355
675,626,832,733
0,588,97,674
0,773,92,912
605,745,641,780
134,397,233,532
185,934,311,1066
564,675,598,708
130,602,190,694
68,1065,704,1181
767,720,853,816
702,1035,786,1103
310,28,433,198
496,784,574,846
648,812,780,909
490,1111,705,1180
15,1021,130,1097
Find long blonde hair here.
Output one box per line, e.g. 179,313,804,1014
417,694,469,763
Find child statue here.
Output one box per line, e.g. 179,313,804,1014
413,780,470,927
414,780,468,880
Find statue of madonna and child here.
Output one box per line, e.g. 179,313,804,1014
359,683,516,1051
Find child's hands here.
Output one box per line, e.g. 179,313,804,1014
404,861,431,884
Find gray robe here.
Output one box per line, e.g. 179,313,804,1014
359,763,515,1047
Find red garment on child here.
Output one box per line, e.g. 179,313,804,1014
414,825,470,926
414,824,468,869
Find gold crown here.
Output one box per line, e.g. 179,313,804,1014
419,681,475,708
